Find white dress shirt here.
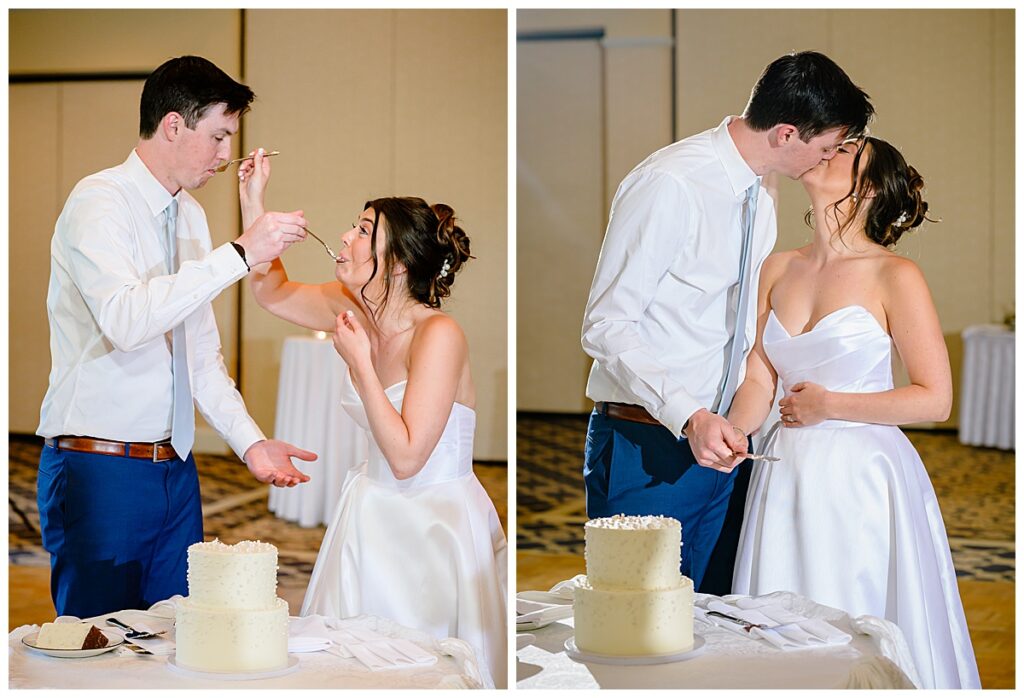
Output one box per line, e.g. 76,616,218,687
582,116,777,437
38,149,265,459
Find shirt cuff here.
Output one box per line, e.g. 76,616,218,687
226,422,267,462
656,395,705,439
210,241,251,280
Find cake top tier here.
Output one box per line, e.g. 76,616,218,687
585,514,681,531
188,539,277,555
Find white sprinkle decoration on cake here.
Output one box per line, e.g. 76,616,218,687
574,514,694,656
174,539,289,673
585,513,681,530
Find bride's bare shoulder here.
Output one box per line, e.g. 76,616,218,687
877,252,927,287
410,311,468,355
762,246,808,279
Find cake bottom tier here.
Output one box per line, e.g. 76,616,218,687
175,597,289,673
573,576,694,656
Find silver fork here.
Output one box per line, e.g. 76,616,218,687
214,150,281,173
303,227,338,260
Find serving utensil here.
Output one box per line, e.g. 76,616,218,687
215,150,281,172
706,610,768,633
105,617,166,640
734,452,781,462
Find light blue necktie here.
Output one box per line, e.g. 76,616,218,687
165,199,194,457
714,180,759,416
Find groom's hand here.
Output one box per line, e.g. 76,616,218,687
243,439,316,487
684,409,747,473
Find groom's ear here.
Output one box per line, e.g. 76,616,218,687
772,124,800,147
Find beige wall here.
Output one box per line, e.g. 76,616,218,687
9,9,508,460
242,9,508,459
517,10,673,411
517,9,1014,427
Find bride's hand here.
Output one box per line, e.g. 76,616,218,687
238,147,271,215
333,310,372,371
779,382,831,427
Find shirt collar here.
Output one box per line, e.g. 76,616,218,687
711,115,759,199
125,149,177,219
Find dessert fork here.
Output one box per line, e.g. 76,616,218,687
214,150,281,172
303,227,338,260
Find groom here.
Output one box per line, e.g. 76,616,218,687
581,51,874,594
36,56,316,618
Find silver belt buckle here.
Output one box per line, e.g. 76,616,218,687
153,439,171,462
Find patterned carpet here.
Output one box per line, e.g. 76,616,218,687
8,435,507,593
516,413,1015,583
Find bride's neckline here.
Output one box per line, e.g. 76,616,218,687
769,304,887,339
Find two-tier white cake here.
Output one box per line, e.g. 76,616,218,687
175,539,289,673
573,514,694,656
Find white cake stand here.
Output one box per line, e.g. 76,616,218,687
166,655,300,680
565,634,706,666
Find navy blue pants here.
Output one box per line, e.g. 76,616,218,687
37,444,203,617
583,409,744,592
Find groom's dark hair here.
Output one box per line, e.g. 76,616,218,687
743,51,873,141
139,56,254,138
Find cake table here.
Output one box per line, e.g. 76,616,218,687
517,590,917,689
10,603,484,689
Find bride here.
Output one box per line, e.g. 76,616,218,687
726,137,980,689
237,151,507,688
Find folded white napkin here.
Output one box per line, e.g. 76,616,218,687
515,598,573,625
344,638,438,671
290,617,437,671
546,575,586,600
704,600,851,651
288,637,332,653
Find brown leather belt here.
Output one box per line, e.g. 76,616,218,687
595,402,662,427
44,436,178,462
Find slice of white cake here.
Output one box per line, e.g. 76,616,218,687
36,622,109,650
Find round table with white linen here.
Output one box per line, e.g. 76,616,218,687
269,336,368,527
516,590,917,689
959,324,1014,449
9,604,484,689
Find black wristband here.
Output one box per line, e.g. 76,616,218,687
231,241,250,271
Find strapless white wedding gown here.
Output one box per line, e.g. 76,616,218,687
301,374,508,688
732,305,980,689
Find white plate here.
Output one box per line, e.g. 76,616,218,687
22,630,125,658
564,634,706,665
166,655,300,681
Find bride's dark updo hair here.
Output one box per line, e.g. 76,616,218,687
360,196,472,317
809,136,931,247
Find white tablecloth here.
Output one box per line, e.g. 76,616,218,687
959,324,1014,449
269,336,368,527
517,591,917,689
10,607,482,689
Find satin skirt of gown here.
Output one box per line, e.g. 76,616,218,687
732,305,980,689
301,375,508,689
